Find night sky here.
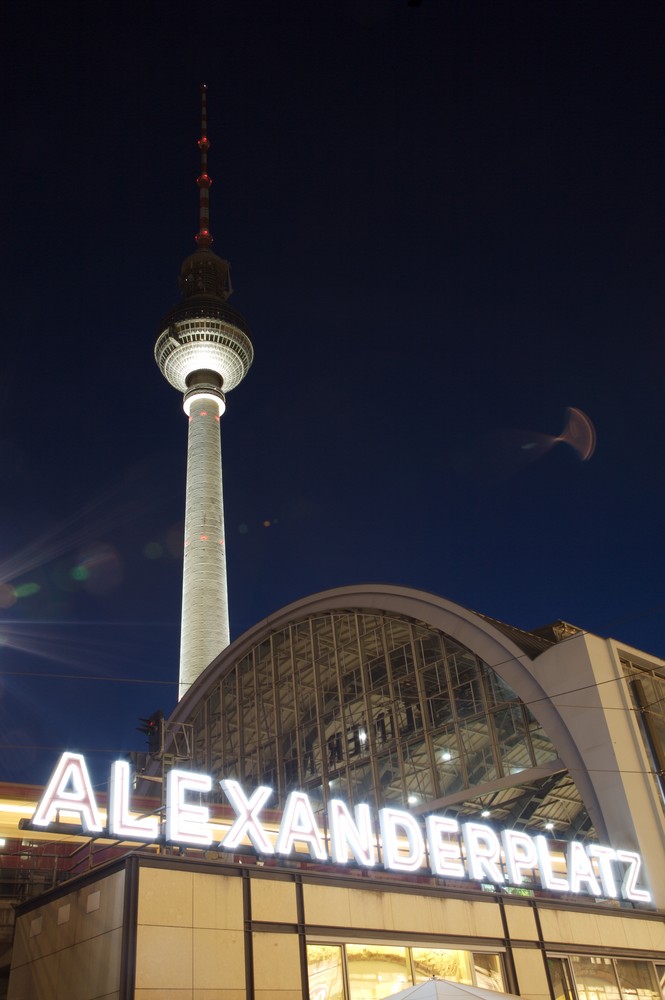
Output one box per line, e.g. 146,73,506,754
3,0,665,790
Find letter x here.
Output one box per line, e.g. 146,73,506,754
220,780,274,854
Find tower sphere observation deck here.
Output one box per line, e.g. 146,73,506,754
155,260,253,411
155,86,253,699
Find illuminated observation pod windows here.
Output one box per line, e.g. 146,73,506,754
182,605,590,837
155,317,253,393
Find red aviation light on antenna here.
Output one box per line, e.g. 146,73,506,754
195,83,212,247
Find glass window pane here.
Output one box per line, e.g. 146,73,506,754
473,953,504,991
449,651,484,719
346,944,410,999
459,718,498,784
376,747,404,804
367,656,389,691
345,699,370,758
348,760,377,810
372,702,396,746
427,691,454,729
482,664,519,707
616,960,659,1000
403,737,435,804
432,727,465,795
418,634,443,667
570,955,621,1000
493,706,534,774
548,957,575,1000
654,965,665,998
389,642,415,682
307,944,345,1000
412,948,472,984
524,707,559,765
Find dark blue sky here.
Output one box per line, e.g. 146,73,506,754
2,0,665,788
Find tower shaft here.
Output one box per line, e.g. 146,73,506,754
156,86,253,699
179,394,229,699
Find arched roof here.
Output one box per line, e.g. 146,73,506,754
169,584,605,837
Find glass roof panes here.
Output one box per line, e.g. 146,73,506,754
185,609,590,838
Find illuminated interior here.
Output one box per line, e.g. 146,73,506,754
306,943,505,1000
183,607,593,840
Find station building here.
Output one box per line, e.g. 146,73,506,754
6,585,665,1000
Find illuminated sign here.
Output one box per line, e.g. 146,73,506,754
31,753,651,904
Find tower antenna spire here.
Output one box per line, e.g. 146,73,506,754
196,83,212,249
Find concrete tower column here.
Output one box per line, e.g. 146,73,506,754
179,389,229,699
155,86,253,699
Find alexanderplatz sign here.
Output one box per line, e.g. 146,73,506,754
29,752,651,905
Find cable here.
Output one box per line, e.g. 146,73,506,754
1,603,664,778
0,670,176,685
0,743,141,754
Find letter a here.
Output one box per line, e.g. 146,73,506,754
32,752,103,833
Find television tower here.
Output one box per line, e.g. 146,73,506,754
155,86,253,700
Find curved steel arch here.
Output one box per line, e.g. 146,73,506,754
171,584,606,839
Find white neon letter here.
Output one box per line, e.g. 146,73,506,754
425,815,464,878
108,760,159,841
220,780,274,854
615,850,652,903
379,807,425,873
501,830,538,885
32,752,103,833
165,769,212,846
328,800,376,866
275,791,327,860
567,840,601,896
462,822,504,883
534,835,569,892
587,845,618,898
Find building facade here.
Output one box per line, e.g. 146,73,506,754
7,845,665,1000
169,585,665,909
6,584,665,1000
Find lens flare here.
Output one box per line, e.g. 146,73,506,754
143,541,163,560
482,407,596,476
0,620,176,674
75,543,122,596
555,406,596,461
0,458,173,590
